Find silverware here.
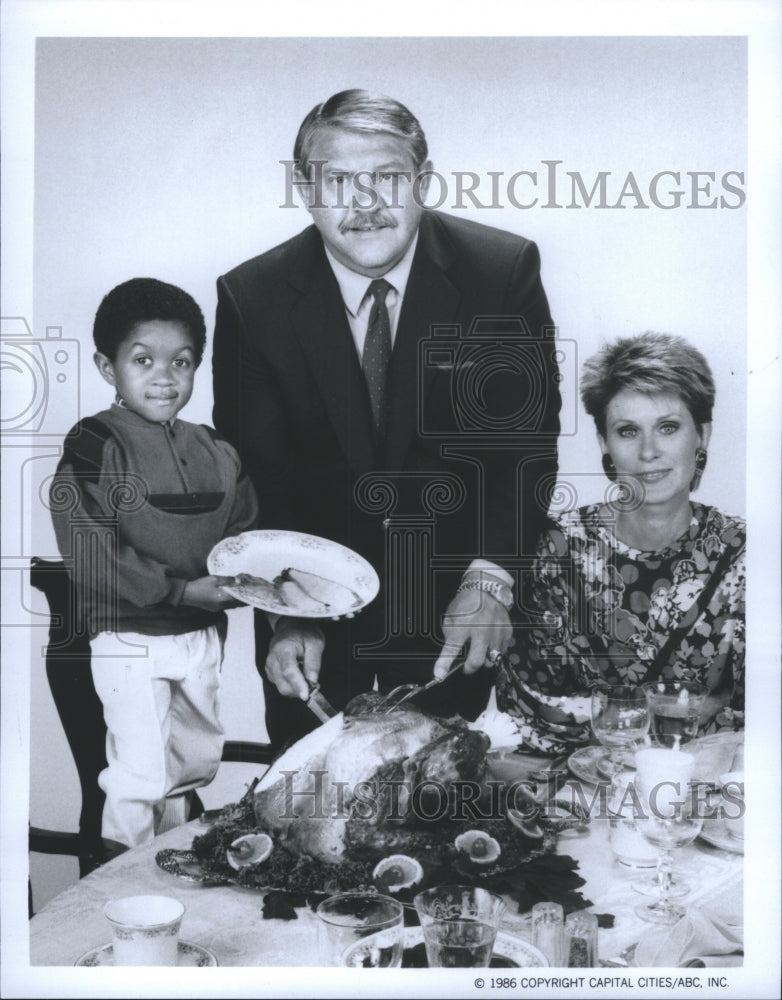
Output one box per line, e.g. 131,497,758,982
375,657,468,713
305,682,339,722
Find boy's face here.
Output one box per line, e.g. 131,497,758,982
95,320,197,424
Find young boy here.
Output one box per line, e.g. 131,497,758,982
50,277,258,855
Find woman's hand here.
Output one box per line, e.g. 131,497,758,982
181,575,242,612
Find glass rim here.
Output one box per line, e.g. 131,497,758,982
413,883,504,900
315,891,403,928
642,680,709,695
592,684,647,699
412,883,506,918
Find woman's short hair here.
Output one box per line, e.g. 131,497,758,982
580,332,716,437
293,89,429,175
93,277,207,365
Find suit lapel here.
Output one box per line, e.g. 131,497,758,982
384,214,460,469
287,230,376,475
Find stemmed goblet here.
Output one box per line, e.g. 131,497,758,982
591,685,650,778
632,750,705,924
643,680,707,748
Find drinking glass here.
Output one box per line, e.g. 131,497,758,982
643,680,707,748
607,771,659,869
631,746,700,899
413,885,505,968
632,764,705,924
591,685,650,775
316,892,404,967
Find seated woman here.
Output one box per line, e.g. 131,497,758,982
496,332,745,753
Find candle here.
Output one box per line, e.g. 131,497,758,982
634,747,695,817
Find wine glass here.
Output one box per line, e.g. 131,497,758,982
632,758,705,924
643,680,707,748
591,685,650,777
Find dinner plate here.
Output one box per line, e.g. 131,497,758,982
567,746,615,786
74,940,217,967
401,927,548,968
207,529,380,617
698,816,744,855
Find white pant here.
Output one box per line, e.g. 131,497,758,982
90,627,225,848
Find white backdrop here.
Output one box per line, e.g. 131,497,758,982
31,35,748,511
2,7,780,999
26,39,748,884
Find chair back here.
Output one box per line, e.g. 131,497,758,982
29,557,275,911
30,557,107,874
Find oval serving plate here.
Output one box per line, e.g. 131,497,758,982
207,530,379,618
156,848,235,885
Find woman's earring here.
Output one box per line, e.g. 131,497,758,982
602,453,617,482
690,448,708,491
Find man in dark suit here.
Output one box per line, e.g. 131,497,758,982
212,90,561,748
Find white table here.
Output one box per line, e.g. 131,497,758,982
29,790,743,967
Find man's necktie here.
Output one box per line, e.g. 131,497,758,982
362,278,393,434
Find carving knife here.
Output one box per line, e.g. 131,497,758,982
305,682,338,723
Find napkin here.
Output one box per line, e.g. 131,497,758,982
635,906,743,967
470,709,523,750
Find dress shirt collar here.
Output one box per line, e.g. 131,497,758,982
323,232,419,317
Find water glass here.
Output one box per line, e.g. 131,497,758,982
607,771,658,869
643,680,707,747
413,885,505,968
591,685,650,772
103,895,184,966
531,902,564,966
633,760,704,924
316,892,404,967
564,910,598,967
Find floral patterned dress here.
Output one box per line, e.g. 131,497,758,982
496,503,745,752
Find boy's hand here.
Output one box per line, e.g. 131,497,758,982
182,575,242,612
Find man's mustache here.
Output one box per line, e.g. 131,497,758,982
339,212,398,233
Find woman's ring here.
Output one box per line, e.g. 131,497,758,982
485,649,502,665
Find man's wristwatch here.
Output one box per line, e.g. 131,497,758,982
455,578,514,609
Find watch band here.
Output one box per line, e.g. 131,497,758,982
455,578,514,609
